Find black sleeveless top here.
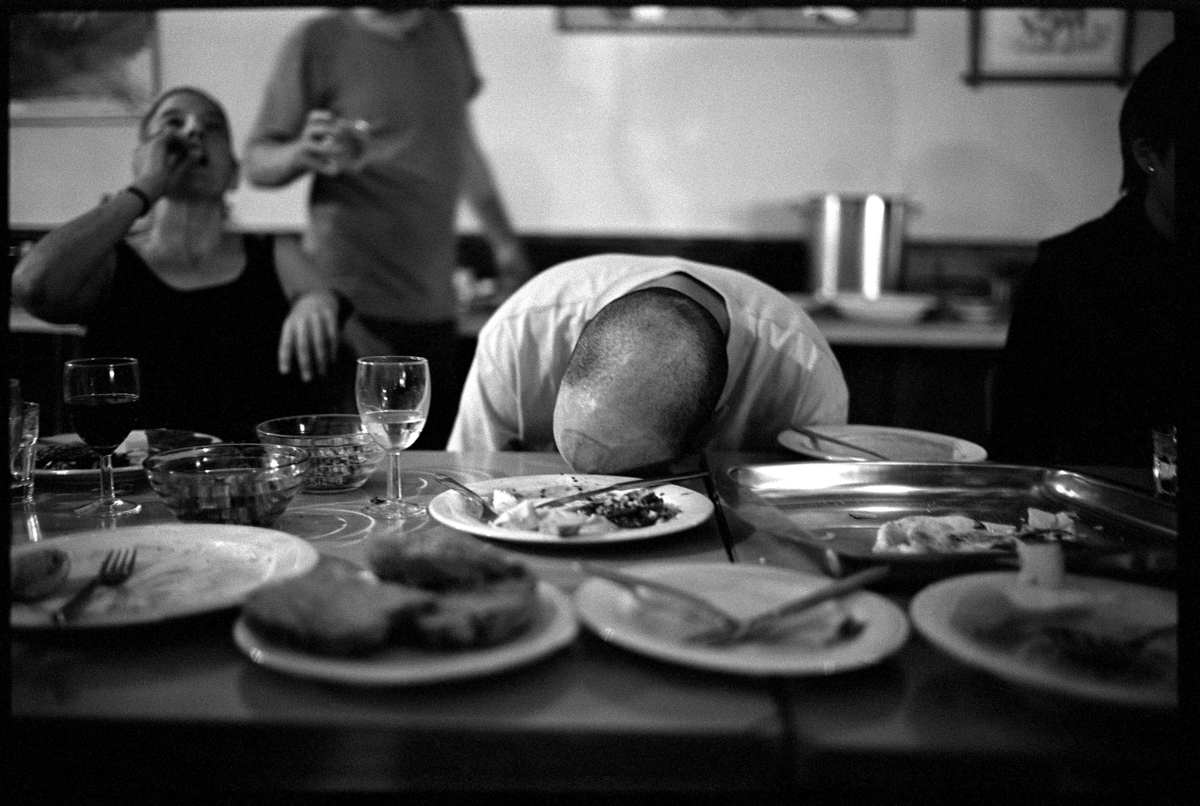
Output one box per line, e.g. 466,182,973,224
84,235,330,442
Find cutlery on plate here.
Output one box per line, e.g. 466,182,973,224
578,562,739,631
51,547,137,627
793,426,891,461
433,474,500,523
537,471,710,510
688,565,889,646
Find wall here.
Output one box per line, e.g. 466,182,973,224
8,7,1173,241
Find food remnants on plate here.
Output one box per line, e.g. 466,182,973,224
10,546,72,602
35,428,215,470
242,532,540,657
487,487,681,536
873,508,1079,554
952,543,1175,689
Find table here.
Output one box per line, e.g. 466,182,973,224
9,451,1187,800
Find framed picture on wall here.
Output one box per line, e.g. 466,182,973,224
559,7,913,36
9,11,161,125
965,8,1135,87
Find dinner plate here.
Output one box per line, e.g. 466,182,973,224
33,430,221,485
232,581,578,686
777,425,987,462
829,293,938,325
10,524,319,629
574,563,909,676
427,474,715,545
910,572,1177,709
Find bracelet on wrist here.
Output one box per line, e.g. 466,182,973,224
123,186,153,217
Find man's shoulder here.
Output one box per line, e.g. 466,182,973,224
288,11,354,48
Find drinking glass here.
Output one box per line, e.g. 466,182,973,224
1150,425,1177,500
63,357,142,517
10,401,39,505
355,356,430,519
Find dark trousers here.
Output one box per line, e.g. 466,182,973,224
335,316,462,449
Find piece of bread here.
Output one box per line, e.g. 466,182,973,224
368,532,539,648
242,560,435,657
368,531,527,590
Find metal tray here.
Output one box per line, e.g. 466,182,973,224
719,462,1176,584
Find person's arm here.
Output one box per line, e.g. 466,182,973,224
987,255,1065,463
242,23,354,187
10,130,192,322
244,110,355,187
459,117,533,298
447,322,525,451
273,234,346,383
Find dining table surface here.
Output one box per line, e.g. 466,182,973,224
8,448,1188,801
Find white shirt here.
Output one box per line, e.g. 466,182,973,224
447,254,848,452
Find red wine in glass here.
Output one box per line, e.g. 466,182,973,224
63,357,142,517
66,393,141,455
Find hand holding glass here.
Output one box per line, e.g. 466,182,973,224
356,356,430,519
63,357,142,517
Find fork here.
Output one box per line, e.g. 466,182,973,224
433,474,500,523
51,548,137,626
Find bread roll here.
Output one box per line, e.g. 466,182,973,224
242,560,435,657
368,532,539,648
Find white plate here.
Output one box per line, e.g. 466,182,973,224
232,582,578,686
574,563,909,676
10,524,319,629
829,293,938,325
427,474,715,546
778,425,987,462
910,572,1177,709
33,430,221,485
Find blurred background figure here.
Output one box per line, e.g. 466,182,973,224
448,254,848,474
988,42,1186,467
242,5,533,448
10,86,344,443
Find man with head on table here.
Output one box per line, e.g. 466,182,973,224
448,254,849,473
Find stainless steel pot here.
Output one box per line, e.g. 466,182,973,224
797,194,916,299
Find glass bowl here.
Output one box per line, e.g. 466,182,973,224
144,443,309,527
255,414,385,493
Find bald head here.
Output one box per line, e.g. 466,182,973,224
553,288,727,473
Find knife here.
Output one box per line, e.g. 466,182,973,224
535,471,711,510
793,425,891,461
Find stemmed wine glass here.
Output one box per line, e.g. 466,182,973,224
63,357,142,517
355,356,430,520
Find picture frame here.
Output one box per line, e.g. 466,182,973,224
9,11,162,126
559,7,913,37
965,8,1135,87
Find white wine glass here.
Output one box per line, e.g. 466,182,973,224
63,357,142,517
355,356,430,520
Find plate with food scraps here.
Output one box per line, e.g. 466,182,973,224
428,474,715,545
910,571,1177,709
10,523,318,629
777,424,987,462
723,462,1176,581
34,429,221,485
233,581,578,686
574,562,909,676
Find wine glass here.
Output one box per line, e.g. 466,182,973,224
355,356,430,520
63,357,142,517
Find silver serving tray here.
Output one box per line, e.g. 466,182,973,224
719,462,1175,580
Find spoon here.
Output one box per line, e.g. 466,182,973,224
433,474,500,523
